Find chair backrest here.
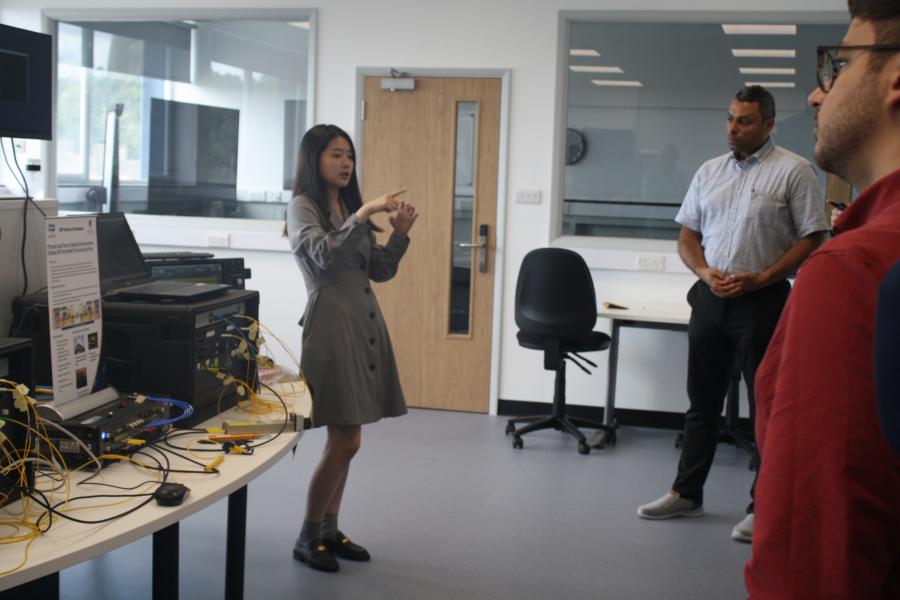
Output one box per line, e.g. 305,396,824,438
515,248,597,338
875,258,900,456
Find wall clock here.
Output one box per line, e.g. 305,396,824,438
565,128,586,165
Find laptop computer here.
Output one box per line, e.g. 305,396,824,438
96,213,230,303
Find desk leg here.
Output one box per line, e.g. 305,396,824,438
153,522,179,600
604,319,621,428
0,571,58,599
225,485,247,600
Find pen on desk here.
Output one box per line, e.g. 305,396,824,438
603,301,628,310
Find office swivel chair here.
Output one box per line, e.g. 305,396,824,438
876,259,900,456
505,248,614,455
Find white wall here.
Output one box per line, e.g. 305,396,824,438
0,0,848,417
0,199,59,338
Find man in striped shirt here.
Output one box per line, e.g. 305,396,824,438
637,86,829,543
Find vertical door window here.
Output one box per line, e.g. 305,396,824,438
448,101,478,335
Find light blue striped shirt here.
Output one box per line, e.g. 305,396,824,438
675,138,828,275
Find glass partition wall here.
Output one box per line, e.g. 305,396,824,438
562,20,847,240
54,16,313,219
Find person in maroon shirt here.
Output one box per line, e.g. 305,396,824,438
876,260,900,456
745,2,900,598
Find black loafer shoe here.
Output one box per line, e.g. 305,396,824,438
293,539,340,572
324,531,371,561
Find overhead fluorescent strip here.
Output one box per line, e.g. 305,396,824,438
591,80,642,87
569,66,624,73
739,67,796,75
723,24,797,35
732,49,796,58
744,81,796,88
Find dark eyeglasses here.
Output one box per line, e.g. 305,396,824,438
817,44,900,92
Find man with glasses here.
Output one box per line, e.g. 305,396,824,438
746,1,900,597
637,86,828,543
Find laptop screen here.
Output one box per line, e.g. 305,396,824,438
95,212,153,291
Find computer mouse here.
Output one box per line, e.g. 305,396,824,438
154,482,190,506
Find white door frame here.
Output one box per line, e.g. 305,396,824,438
354,67,511,416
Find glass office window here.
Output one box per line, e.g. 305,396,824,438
449,101,479,335
55,17,312,220
563,20,847,240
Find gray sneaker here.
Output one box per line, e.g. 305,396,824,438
731,512,753,543
637,491,704,520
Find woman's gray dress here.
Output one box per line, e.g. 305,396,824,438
287,195,409,426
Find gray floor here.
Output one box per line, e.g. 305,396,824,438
60,409,755,599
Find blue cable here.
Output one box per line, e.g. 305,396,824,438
213,314,257,357
143,395,194,428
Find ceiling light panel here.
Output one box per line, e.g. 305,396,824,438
570,49,601,57
570,66,624,73
723,24,797,35
744,81,796,88
739,67,796,75
591,80,642,87
732,49,797,58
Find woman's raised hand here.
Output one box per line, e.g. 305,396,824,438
357,188,407,221
389,201,418,237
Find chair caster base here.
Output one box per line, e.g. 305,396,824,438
591,430,617,449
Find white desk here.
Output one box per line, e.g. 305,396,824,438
597,301,691,328
594,302,689,447
596,301,751,456
0,387,308,600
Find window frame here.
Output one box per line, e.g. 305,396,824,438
42,8,317,234
552,10,849,254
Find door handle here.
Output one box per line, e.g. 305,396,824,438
456,224,489,273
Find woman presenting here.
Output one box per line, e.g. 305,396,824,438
286,124,417,572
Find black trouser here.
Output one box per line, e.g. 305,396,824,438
672,279,790,508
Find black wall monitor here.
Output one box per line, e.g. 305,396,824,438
0,24,52,140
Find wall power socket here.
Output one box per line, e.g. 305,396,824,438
636,254,666,271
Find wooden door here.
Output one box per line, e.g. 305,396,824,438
361,76,501,413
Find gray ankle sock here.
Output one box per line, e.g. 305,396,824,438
298,519,323,547
323,513,339,539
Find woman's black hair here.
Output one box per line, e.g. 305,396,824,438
284,124,379,235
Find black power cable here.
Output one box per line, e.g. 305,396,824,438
2,137,46,295
32,450,170,531
0,139,27,192
243,379,289,450
0,484,54,534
